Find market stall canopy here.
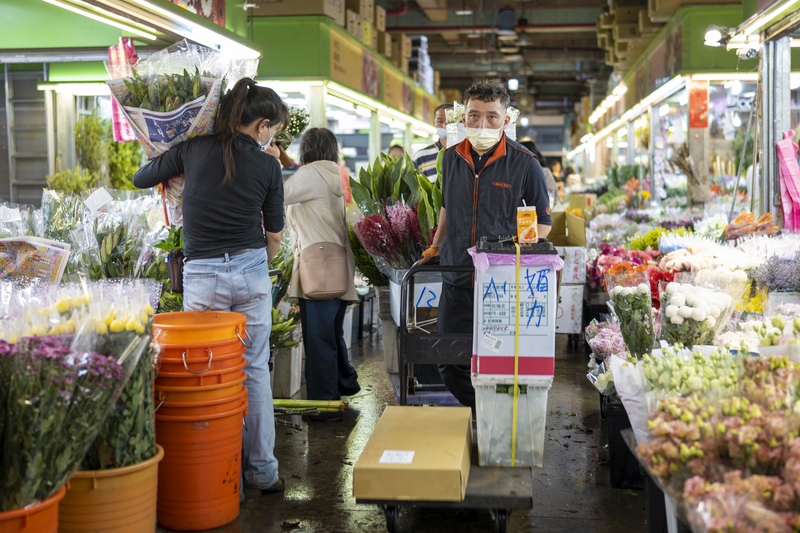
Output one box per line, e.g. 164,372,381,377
0,0,260,63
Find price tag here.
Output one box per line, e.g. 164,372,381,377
0,207,21,223
84,188,113,212
480,333,503,353
379,450,415,464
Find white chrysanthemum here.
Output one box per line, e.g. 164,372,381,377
665,305,679,318
623,287,635,297
686,296,698,308
691,308,707,321
666,282,679,295
670,293,686,307
709,304,721,318
720,294,733,308
637,283,650,295
611,286,623,296
733,270,749,283
670,315,685,325
679,306,694,318
705,316,716,328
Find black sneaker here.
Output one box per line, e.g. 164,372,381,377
260,477,286,495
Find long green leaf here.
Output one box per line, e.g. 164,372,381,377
350,177,378,216
391,175,405,203
402,172,421,204
358,166,372,193
432,186,443,226
417,195,433,247
435,149,445,182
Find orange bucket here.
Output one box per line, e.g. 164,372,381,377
0,486,66,533
153,311,247,346
59,446,164,533
157,388,248,417
155,373,247,405
156,401,247,531
155,359,247,387
158,341,246,372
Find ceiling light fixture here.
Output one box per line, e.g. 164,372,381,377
498,46,520,53
497,32,518,41
455,9,473,15
508,78,519,91
475,49,488,54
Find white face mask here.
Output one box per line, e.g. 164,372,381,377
466,127,502,151
436,127,447,140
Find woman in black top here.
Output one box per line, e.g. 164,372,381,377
134,77,288,495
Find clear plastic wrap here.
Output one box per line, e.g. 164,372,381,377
605,266,655,359
660,281,746,346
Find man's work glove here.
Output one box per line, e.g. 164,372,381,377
418,246,439,265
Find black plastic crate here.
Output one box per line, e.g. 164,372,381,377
605,400,644,490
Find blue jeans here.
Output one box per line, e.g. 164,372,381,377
183,248,279,491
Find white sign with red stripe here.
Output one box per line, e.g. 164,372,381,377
471,263,557,380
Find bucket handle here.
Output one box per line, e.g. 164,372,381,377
154,392,165,412
182,349,213,374
236,327,252,349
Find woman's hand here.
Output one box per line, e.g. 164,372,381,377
263,141,281,160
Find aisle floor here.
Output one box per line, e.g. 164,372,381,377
156,330,646,533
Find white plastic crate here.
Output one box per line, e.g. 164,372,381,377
474,377,552,468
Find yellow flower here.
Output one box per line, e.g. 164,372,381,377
96,321,108,335
109,319,125,333
55,299,71,313
125,317,139,332
145,304,155,316
641,190,651,199
29,326,46,337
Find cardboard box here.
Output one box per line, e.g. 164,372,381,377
353,406,472,502
556,284,584,334
374,5,386,31
392,54,409,75
255,0,345,27
346,9,363,40
548,210,586,247
362,19,378,49
345,0,372,23
392,34,412,59
378,30,392,58
555,246,587,284
568,193,597,211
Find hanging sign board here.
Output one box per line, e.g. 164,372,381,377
689,79,709,129
330,29,363,92
384,67,404,111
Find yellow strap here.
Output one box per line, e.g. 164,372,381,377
512,242,521,467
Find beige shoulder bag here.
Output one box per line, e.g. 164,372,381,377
297,196,350,300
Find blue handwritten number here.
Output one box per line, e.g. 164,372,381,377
426,290,436,307
416,287,427,307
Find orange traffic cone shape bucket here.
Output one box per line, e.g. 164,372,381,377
156,401,247,531
0,486,66,533
153,311,247,345
59,445,164,533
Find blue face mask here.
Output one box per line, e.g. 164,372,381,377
258,131,274,151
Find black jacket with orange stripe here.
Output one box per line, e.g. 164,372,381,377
440,133,552,288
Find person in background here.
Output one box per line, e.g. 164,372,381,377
412,103,454,182
417,80,552,412
550,159,563,182
283,128,361,422
388,144,405,159
520,139,557,199
133,78,288,495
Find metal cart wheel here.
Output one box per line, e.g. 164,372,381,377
384,505,399,533
494,509,509,533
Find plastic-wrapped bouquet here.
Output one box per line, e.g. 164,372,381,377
588,324,627,360
661,282,739,346
274,106,310,149
605,263,655,359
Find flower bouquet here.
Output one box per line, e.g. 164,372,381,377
0,336,135,511
587,323,627,361
274,106,310,150
661,281,742,346
605,263,655,360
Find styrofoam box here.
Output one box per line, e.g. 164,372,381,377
389,270,442,326
474,378,551,467
472,263,558,380
555,246,586,284
555,284,584,334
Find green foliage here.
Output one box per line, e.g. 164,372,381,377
75,112,110,177
45,168,99,194
599,187,628,208
349,226,390,287
629,227,689,251
270,308,298,349
109,140,144,190
732,131,754,175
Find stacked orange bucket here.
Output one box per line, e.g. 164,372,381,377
153,311,249,531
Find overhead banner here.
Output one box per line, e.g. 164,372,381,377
689,79,709,129
384,67,404,111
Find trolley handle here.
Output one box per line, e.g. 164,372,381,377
398,264,474,335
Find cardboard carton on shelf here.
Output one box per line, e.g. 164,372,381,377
374,5,386,31
345,0,373,23
353,406,472,502
362,20,378,49
377,30,392,58
548,210,587,285
253,0,345,27
346,9,363,40
392,34,412,59
568,193,597,211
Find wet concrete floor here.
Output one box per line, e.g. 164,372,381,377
157,328,646,533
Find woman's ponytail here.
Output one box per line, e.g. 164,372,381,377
215,78,288,184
